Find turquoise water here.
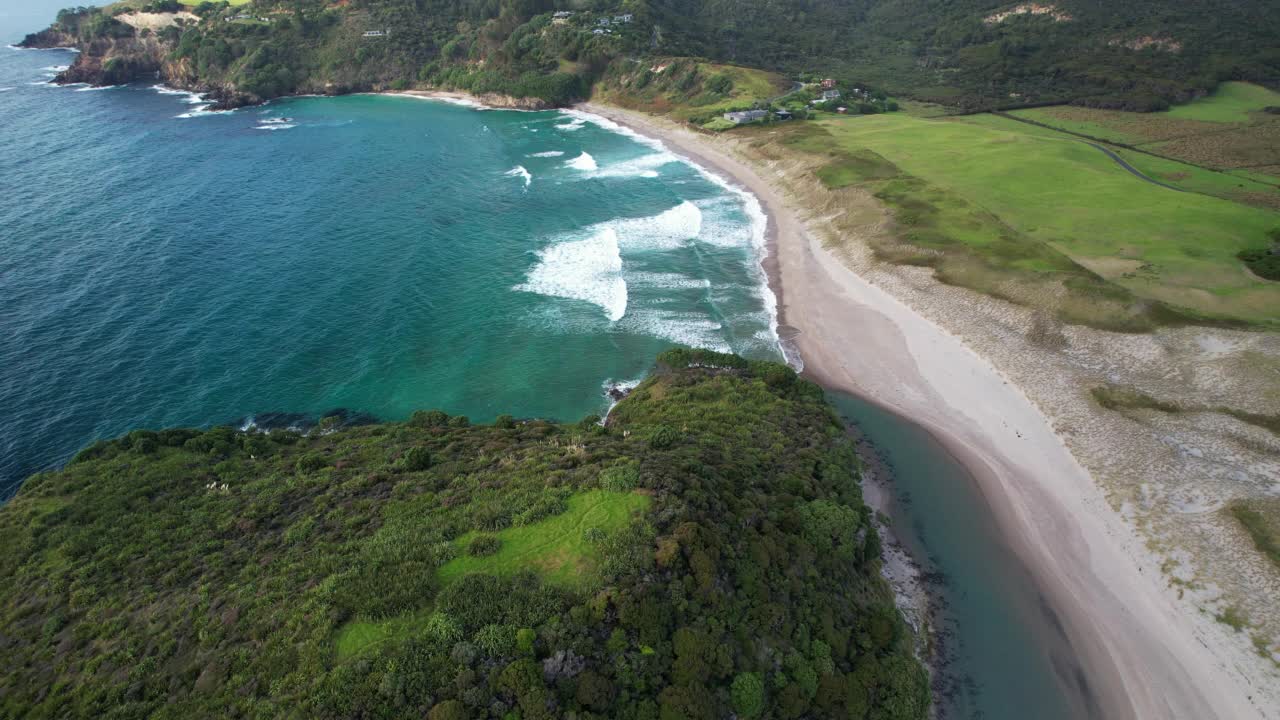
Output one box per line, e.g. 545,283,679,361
0,46,779,497
829,393,1092,720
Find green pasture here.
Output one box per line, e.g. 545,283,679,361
808,112,1279,325
965,114,1279,205
1165,82,1280,123
437,490,651,588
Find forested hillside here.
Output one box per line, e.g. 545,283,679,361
21,0,1280,111
0,350,929,719
646,0,1280,110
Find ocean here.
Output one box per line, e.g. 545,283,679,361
0,47,781,497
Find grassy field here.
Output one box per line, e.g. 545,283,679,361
1165,82,1280,123
1007,83,1280,181
437,489,651,587
762,111,1279,328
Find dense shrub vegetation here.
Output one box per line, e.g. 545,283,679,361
0,352,927,719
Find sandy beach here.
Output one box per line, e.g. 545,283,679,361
578,102,1267,720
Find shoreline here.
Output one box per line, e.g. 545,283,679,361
577,102,1263,720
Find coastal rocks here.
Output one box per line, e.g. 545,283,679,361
18,28,77,50
605,384,632,402
472,92,555,110
38,35,165,88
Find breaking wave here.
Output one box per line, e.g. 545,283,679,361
611,201,703,251
504,165,533,188
564,152,597,171
515,227,627,321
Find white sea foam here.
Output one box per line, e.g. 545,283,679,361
151,84,206,104
505,165,532,188
555,116,587,131
595,152,678,179
0,87,13,92
612,200,702,251
253,123,296,130
617,310,730,353
529,150,564,158
558,109,667,154
177,104,237,119
42,65,69,71
562,107,791,367
75,84,121,92
627,272,712,290
565,152,597,171
515,227,627,321
601,375,645,418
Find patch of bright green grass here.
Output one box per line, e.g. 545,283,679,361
813,112,1280,326
1165,82,1280,123
437,490,650,588
335,608,432,659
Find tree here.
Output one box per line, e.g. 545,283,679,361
428,699,468,720
731,672,765,718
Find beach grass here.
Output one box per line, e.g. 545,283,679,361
792,112,1279,327
1229,501,1280,571
437,489,651,588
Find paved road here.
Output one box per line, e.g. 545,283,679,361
1084,142,1185,192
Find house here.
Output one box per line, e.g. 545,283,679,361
723,109,768,124
613,13,634,23
598,17,611,25
774,109,793,120
821,78,836,89
593,28,606,34
836,106,848,114
821,89,841,101
552,10,574,18
363,30,387,37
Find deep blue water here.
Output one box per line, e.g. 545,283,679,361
0,46,779,497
